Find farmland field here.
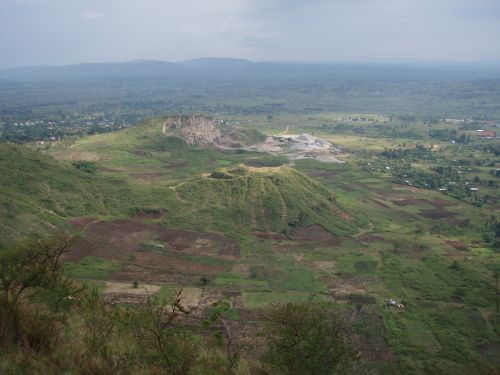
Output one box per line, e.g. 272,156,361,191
2,110,496,374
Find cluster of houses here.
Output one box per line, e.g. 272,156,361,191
475,129,497,139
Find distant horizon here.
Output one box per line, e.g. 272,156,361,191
3,56,500,71
1,0,499,69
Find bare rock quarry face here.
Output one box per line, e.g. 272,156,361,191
163,115,221,145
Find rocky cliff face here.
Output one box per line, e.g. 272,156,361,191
162,115,221,145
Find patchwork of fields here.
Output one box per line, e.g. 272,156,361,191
8,115,489,374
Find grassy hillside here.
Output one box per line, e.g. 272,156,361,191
0,144,111,246
0,143,179,247
0,141,356,248
176,165,358,235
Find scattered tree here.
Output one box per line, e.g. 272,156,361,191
204,298,240,372
0,234,73,349
126,290,198,374
261,303,359,375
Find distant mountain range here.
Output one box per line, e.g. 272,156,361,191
2,57,500,82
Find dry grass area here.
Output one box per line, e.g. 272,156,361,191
103,281,162,303
313,261,336,271
105,281,161,295
177,288,203,308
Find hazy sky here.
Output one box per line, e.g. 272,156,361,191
0,0,499,68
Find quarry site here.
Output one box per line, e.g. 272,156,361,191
248,132,345,163
162,115,345,163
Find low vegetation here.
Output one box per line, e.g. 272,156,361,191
0,236,360,374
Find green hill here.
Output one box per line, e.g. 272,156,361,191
175,165,357,235
0,144,115,246
0,143,357,248
0,144,175,247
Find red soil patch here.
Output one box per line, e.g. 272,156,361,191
392,198,430,206
133,251,225,276
159,229,240,258
288,224,341,245
354,313,398,365
134,209,166,220
419,209,456,220
65,218,240,263
428,199,459,208
112,263,218,285
395,210,419,221
303,169,338,179
373,187,401,197
391,243,429,259
65,219,157,262
220,242,240,257
331,205,352,220
132,149,147,156
68,216,97,229
252,231,287,241
446,240,469,251
369,198,390,209
358,233,384,243
446,217,470,227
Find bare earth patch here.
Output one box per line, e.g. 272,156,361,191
392,198,430,206
428,199,459,208
419,209,456,220
292,252,305,262
446,240,469,251
105,281,161,295
64,218,238,285
313,261,336,271
446,217,470,227
369,199,391,209
232,264,251,277
64,219,159,262
159,229,240,258
252,231,287,241
331,273,366,299
65,218,240,262
104,281,161,304
133,209,166,220
71,150,100,161
358,233,384,243
288,224,342,245
68,216,97,229
132,149,147,156
177,288,203,309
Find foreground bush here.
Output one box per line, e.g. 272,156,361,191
261,303,359,375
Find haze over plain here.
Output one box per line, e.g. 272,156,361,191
1,0,500,68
